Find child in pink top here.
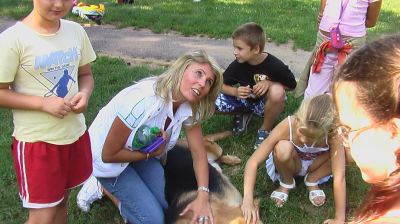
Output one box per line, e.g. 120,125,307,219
295,0,382,99
319,0,379,38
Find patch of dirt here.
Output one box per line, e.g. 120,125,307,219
0,17,311,77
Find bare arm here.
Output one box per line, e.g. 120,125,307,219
320,0,327,14
318,0,327,24
0,82,42,110
101,117,166,163
365,0,382,28
0,82,71,119
221,83,252,99
70,63,95,113
180,124,213,223
324,134,346,224
186,124,209,193
0,64,94,117
221,83,237,96
242,118,290,223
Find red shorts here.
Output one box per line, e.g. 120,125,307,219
11,131,93,208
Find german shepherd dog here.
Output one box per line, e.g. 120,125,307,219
164,145,245,224
164,132,262,224
175,131,241,172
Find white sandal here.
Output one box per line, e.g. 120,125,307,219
304,173,326,207
270,178,296,207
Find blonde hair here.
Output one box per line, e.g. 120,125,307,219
232,22,266,52
154,49,223,123
294,94,335,138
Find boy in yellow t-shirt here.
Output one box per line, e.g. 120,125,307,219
0,0,96,223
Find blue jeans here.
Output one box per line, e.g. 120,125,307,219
97,158,167,224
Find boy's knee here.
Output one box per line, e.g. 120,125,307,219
266,84,285,102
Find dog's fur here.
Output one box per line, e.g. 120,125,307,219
176,131,241,172
165,131,262,224
165,146,244,224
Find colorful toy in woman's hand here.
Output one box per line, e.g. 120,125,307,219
132,125,164,153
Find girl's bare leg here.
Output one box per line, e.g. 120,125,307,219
306,152,331,206
272,140,301,206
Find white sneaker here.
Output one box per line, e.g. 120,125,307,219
77,175,103,212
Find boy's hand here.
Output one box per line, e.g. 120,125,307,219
70,91,90,113
252,80,270,97
41,96,72,119
236,85,253,99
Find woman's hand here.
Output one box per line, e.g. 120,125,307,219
241,197,259,224
317,13,323,25
149,129,169,158
179,191,214,224
183,124,213,223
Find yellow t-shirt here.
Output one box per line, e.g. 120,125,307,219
0,19,96,144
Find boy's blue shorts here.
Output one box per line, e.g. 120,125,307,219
215,93,265,117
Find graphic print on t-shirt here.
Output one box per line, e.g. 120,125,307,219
42,67,76,97
253,73,269,84
21,47,79,98
121,98,146,129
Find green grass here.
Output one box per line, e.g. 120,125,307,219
0,57,370,223
0,0,399,50
0,0,393,222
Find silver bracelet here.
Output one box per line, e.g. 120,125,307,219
198,186,210,193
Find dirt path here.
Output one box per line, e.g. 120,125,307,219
0,17,311,77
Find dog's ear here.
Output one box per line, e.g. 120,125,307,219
204,131,232,142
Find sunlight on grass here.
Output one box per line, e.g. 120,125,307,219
1,0,398,50
0,57,370,223
214,0,251,5
137,5,153,11
0,0,396,222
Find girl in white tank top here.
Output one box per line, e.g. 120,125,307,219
242,94,347,224
288,115,330,160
